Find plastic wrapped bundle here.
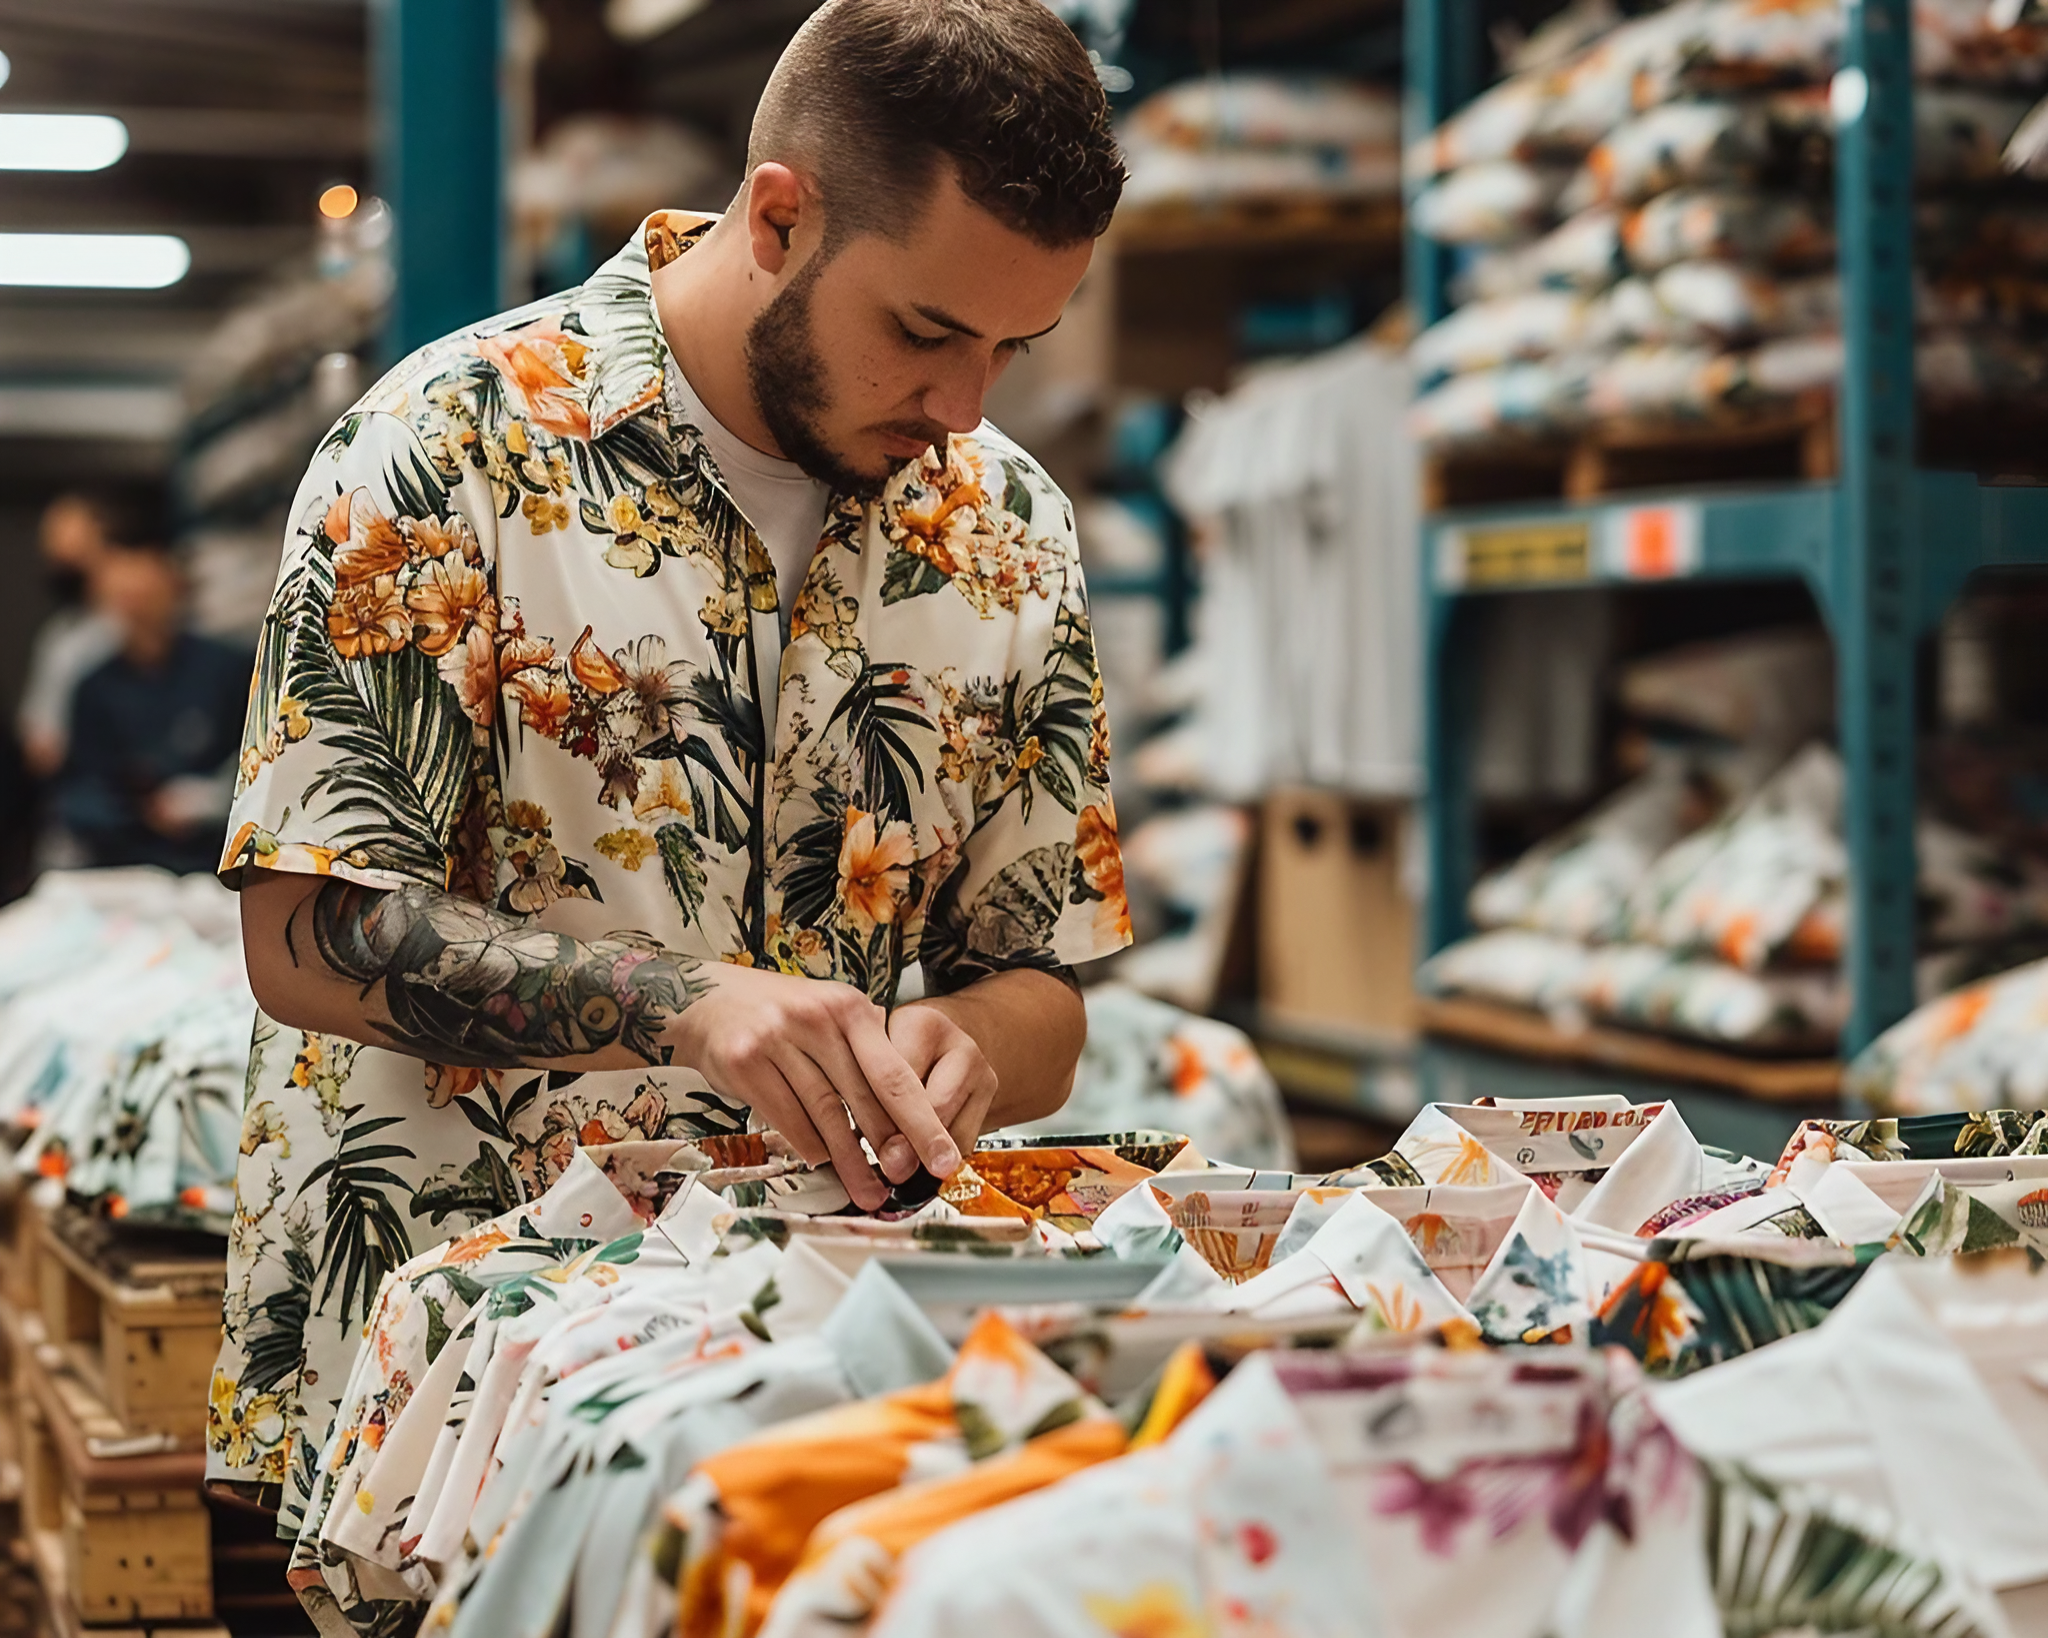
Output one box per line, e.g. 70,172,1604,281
1918,327,2048,402
1470,757,1710,942
1412,290,1592,384
1421,928,1846,1047
1406,74,1553,178
1583,277,1675,347
1408,359,1582,444
1411,162,1570,243
1567,102,1776,209
1848,958,2048,1112
1576,941,1846,1047
1460,206,1628,298
1626,743,1845,970
1418,928,1594,1013
1532,0,1718,149
1625,188,1834,271
1119,75,1403,209
1652,263,1839,340
1578,333,1841,420
1125,74,1402,154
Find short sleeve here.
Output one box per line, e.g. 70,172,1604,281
917,448,1132,995
220,409,499,894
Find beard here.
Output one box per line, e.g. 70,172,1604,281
745,259,951,501
744,258,890,500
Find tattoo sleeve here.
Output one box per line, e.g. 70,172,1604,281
304,880,708,1068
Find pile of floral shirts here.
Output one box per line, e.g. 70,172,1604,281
1423,740,2048,1050
0,867,252,1229
284,1092,2048,1638
1406,0,2048,444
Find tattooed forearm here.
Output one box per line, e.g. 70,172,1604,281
303,880,708,1068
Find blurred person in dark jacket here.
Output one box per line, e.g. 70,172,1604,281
55,543,247,874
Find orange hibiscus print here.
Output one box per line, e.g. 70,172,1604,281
505,667,572,739
408,558,494,657
328,574,411,658
476,322,591,439
838,807,915,929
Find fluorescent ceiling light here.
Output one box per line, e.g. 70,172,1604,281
0,234,190,289
0,113,129,171
0,51,10,91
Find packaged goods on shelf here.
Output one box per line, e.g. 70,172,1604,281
276,1091,2048,1636
1408,0,2048,459
1850,955,2048,1110
0,869,251,1228
1116,74,1401,210
1431,733,2048,1050
1623,188,1835,271
1409,161,1572,243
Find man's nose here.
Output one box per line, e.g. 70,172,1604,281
921,359,987,438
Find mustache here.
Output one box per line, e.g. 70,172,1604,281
872,421,953,450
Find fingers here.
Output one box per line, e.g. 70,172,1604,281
795,1028,918,1184
923,1040,998,1159
772,1045,890,1211
843,1004,962,1180
731,1058,835,1174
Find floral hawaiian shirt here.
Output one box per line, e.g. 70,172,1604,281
208,210,1131,1526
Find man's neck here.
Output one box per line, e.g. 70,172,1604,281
650,218,788,462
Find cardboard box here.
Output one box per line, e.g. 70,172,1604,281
1257,788,1417,1041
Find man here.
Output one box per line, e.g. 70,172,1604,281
58,544,246,873
210,0,1132,1538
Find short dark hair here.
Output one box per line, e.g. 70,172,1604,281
61,486,169,551
748,0,1126,251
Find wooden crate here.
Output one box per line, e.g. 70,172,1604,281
36,1213,222,1450
16,1324,216,1632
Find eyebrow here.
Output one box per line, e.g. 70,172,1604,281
910,303,1063,345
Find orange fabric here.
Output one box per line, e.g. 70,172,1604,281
1129,1343,1217,1450
677,1383,958,1638
810,1418,1130,1567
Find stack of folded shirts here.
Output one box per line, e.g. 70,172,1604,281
281,1091,2048,1638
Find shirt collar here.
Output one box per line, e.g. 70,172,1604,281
570,209,718,443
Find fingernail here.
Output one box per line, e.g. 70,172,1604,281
882,1136,914,1176
935,1143,962,1177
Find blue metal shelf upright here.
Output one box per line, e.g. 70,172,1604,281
1410,0,2048,1056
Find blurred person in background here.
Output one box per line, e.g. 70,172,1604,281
55,543,246,875
19,491,128,780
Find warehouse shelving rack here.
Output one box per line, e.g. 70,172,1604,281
1410,0,2048,1059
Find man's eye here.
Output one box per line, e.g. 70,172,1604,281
899,324,949,351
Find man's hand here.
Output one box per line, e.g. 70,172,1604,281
663,964,961,1211
887,1004,999,1162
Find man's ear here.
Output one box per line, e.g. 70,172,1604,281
745,163,808,276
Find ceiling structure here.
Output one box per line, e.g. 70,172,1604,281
0,0,366,495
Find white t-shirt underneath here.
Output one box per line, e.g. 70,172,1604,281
665,360,830,615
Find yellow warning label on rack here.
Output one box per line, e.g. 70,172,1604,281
1440,519,1592,588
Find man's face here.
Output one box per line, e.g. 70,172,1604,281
746,174,1094,497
